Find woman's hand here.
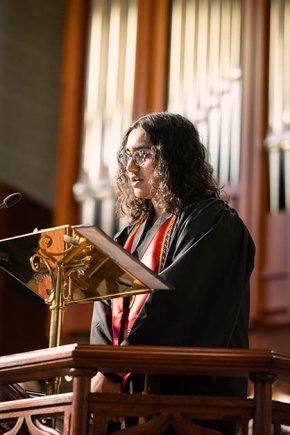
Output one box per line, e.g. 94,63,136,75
91,372,124,425
91,372,122,394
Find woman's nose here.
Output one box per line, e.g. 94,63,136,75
126,156,138,172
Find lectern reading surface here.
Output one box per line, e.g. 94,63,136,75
0,224,171,304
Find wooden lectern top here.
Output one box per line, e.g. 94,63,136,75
0,224,172,305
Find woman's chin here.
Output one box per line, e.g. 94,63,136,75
133,189,149,199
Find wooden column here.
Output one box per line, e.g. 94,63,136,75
240,0,271,322
250,373,277,435
53,0,91,227
70,368,95,435
133,0,171,118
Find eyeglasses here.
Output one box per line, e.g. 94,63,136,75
120,150,152,167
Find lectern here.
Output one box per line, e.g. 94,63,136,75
0,224,171,393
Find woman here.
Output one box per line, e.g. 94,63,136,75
90,112,255,433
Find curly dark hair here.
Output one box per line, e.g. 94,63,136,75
116,112,221,220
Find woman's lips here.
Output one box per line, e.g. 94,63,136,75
131,177,142,186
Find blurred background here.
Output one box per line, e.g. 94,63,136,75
0,0,289,379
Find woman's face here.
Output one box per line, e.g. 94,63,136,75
124,126,156,200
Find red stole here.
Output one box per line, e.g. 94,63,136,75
111,214,176,346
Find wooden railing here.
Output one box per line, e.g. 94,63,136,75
0,344,289,434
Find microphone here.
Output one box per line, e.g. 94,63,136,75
0,192,22,209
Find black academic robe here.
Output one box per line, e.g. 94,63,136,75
90,198,255,431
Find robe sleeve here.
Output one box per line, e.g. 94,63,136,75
90,299,113,345
121,200,255,349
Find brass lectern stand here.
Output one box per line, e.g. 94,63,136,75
0,224,171,394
